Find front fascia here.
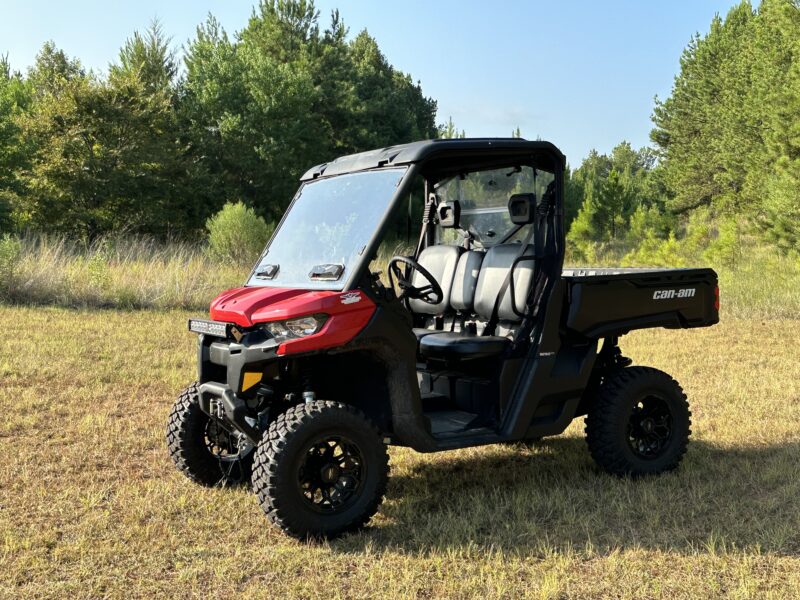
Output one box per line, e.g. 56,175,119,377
209,287,377,356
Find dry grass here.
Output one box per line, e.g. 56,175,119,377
2,233,800,319
3,233,800,321
2,306,799,598
0,235,246,310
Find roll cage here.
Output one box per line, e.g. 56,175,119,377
299,138,566,299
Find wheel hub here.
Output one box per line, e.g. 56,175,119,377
321,464,341,483
627,396,674,459
298,435,364,513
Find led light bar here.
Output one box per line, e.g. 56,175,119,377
188,318,229,338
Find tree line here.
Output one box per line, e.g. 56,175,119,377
0,1,437,238
0,0,797,257
566,0,799,260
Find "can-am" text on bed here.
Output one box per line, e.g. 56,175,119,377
653,288,696,300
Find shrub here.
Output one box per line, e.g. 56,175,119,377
0,234,22,297
622,231,688,268
0,190,15,234
206,202,274,266
703,219,741,268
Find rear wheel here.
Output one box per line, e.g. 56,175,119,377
251,400,389,540
166,383,255,487
585,367,691,477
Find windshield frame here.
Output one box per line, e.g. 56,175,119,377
245,165,417,292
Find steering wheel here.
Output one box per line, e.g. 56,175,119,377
387,256,443,305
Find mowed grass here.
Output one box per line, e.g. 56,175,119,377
1,306,800,599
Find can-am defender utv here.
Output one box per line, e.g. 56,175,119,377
167,139,719,539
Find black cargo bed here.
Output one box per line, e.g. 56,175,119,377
560,267,719,338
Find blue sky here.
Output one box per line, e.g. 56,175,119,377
0,0,740,165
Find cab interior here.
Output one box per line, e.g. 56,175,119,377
380,159,560,441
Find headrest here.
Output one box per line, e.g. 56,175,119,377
508,193,536,225
437,200,461,228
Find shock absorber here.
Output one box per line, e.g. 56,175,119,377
300,363,315,403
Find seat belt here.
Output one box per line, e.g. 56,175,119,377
482,223,537,337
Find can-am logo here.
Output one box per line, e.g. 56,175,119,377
340,291,362,305
653,288,696,300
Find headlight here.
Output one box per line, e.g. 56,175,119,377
264,314,327,343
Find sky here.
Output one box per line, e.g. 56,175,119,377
0,0,742,165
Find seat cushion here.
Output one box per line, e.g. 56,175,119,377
419,332,510,360
413,327,437,342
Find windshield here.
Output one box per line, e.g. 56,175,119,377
247,168,406,290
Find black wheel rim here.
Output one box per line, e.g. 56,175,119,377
297,435,365,514
205,419,243,461
627,395,674,459
205,419,251,482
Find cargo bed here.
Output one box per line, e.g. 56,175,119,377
561,267,719,338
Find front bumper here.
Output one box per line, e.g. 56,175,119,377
198,330,279,395
196,331,280,444
197,381,261,443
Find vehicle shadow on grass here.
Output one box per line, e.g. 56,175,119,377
337,437,800,557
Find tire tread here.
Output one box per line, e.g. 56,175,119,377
251,400,389,539
585,366,691,476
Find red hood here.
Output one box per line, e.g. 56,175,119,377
209,286,373,328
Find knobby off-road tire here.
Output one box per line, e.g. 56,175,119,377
585,367,691,477
252,400,389,540
166,382,254,487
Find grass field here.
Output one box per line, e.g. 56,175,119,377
1,306,799,599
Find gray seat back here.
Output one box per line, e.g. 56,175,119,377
450,250,484,312
408,245,464,315
473,244,536,321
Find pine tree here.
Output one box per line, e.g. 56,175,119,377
438,116,465,139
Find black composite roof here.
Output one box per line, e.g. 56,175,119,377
300,138,565,181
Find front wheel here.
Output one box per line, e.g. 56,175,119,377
251,400,389,540
585,367,691,477
166,383,255,487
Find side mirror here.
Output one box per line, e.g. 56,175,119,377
437,200,461,228
508,193,536,225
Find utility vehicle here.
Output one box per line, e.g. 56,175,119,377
167,139,719,539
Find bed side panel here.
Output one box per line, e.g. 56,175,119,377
564,269,719,338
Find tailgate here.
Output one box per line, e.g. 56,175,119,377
562,267,719,338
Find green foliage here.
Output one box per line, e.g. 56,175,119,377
652,0,800,248
0,55,32,223
704,219,742,267
205,201,274,265
14,30,207,238
0,233,21,296
568,1,800,265
627,204,672,245
0,0,795,268
621,232,687,268
0,1,437,239
437,116,465,139
181,3,437,222
111,19,177,94
566,142,668,259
